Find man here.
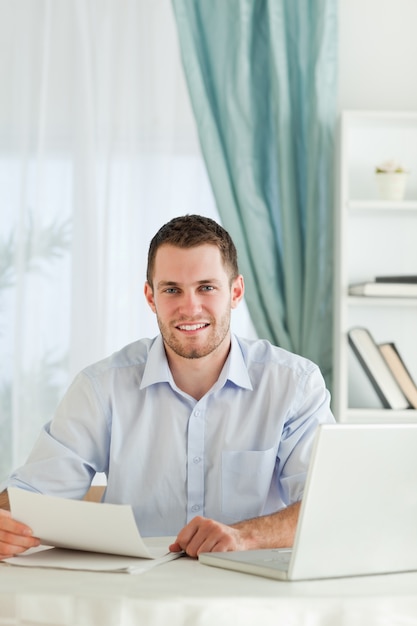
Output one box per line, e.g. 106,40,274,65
0,214,334,560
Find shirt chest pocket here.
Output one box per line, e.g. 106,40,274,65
221,446,277,521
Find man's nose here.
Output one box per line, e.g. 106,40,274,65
178,292,202,316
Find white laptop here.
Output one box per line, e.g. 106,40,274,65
199,423,417,581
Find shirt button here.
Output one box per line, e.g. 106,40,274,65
193,456,201,464
194,410,200,417
191,505,200,512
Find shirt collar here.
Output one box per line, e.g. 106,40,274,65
140,333,253,391
140,335,172,388
220,333,253,391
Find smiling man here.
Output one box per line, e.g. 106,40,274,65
144,239,244,399
0,215,334,560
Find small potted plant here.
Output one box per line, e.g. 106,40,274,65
375,159,409,201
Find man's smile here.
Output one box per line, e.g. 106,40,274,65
176,323,210,332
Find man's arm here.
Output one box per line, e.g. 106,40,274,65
169,502,301,558
0,490,9,511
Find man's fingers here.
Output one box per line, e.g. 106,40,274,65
0,509,34,536
168,541,182,553
0,532,40,558
172,516,201,553
0,509,40,559
173,516,237,558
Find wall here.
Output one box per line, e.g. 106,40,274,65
339,0,417,111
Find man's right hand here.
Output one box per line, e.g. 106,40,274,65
0,509,40,560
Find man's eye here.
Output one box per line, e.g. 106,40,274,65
165,288,179,294
200,285,214,292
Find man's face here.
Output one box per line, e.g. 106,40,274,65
144,244,244,360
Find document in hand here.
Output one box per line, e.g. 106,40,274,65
6,488,181,573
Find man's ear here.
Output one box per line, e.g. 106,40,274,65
231,275,245,310
144,282,156,313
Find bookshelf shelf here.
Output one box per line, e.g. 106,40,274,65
333,110,417,422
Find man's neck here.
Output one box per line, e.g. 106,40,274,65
165,340,231,401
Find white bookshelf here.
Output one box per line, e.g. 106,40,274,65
333,110,417,423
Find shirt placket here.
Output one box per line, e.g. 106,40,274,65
186,402,205,523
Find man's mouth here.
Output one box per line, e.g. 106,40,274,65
176,323,209,332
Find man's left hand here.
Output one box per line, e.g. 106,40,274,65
169,516,248,557
169,502,301,557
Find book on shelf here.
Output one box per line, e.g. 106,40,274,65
379,342,417,410
348,281,417,297
375,275,417,284
348,327,410,410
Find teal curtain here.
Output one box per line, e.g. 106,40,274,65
172,0,337,387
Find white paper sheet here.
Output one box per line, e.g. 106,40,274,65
4,544,181,574
7,488,182,572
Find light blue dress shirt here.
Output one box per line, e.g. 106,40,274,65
5,334,334,536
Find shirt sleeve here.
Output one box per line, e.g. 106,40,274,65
276,364,335,506
3,371,110,499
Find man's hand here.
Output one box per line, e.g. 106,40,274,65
169,502,301,558
0,509,40,560
169,516,249,557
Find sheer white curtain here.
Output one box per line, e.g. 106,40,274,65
0,0,256,483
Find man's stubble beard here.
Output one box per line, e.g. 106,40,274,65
156,311,231,360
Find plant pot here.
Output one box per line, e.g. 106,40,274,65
375,172,408,201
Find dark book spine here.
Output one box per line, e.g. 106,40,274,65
375,275,417,283
348,333,392,408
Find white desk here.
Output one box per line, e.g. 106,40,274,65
1,554,417,626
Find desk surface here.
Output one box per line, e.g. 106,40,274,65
1,550,417,626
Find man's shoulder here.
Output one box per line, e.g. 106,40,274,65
82,337,157,379
235,335,318,374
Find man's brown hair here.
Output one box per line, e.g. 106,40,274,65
146,215,239,287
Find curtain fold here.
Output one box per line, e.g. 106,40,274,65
172,0,338,385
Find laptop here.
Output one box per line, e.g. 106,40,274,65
199,423,417,580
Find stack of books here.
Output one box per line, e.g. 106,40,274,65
348,327,417,410
349,275,417,298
